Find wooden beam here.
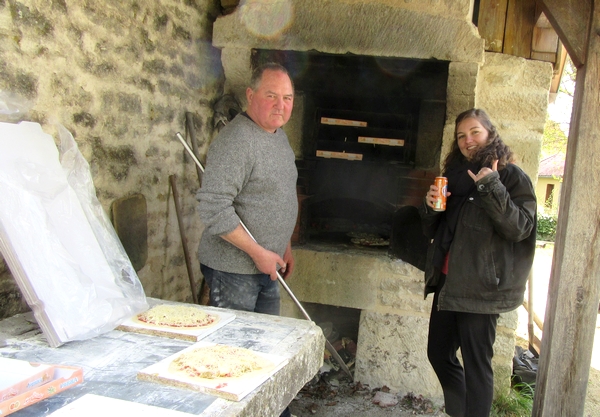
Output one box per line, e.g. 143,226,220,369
504,0,537,58
532,2,600,415
477,0,508,52
538,0,592,67
549,44,567,94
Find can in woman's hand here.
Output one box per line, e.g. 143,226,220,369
433,176,448,211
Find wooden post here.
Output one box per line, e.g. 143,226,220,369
533,2,600,415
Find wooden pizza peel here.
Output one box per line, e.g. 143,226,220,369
175,132,354,381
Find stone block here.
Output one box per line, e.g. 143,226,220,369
355,311,442,400
213,0,483,63
220,47,252,103
354,310,518,402
447,62,479,96
288,246,383,310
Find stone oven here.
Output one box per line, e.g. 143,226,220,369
249,50,446,263
212,0,550,401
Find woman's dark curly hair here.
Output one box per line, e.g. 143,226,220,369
442,108,514,173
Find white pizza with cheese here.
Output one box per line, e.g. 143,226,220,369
135,304,218,329
168,345,274,380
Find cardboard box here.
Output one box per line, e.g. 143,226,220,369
0,358,55,402
0,365,83,416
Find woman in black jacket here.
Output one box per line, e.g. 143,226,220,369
420,108,537,417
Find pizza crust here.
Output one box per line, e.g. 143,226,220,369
135,304,219,329
168,345,275,381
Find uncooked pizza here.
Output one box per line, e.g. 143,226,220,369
168,345,274,380
348,232,390,247
135,304,218,328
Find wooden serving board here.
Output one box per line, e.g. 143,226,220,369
137,341,288,401
117,301,236,342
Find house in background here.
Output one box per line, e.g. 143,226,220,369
536,153,565,214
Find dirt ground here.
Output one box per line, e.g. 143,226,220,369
288,374,447,417
289,244,600,417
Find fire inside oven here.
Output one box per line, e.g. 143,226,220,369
253,50,447,258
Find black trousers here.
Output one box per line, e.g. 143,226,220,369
427,287,499,417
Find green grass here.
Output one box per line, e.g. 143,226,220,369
490,383,534,417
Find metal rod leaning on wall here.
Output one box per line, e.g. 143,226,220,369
175,132,354,381
169,174,198,305
185,112,204,187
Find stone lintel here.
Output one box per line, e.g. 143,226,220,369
214,1,484,64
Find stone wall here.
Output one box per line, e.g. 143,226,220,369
0,0,224,319
476,52,553,181
440,52,552,182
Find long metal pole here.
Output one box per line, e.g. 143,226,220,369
169,174,198,304
175,132,353,380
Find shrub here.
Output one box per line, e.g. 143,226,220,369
537,212,557,242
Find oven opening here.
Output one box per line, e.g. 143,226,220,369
254,50,446,264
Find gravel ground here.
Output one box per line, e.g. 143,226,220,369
289,370,447,417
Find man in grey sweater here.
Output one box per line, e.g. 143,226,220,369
196,63,298,318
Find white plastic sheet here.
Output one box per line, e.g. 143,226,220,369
0,121,148,347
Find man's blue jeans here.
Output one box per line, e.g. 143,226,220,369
200,264,291,417
200,264,281,315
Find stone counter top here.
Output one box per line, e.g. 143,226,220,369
0,302,324,417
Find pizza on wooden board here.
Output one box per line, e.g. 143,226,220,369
135,304,219,329
168,345,275,380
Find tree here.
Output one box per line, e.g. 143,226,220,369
541,119,568,158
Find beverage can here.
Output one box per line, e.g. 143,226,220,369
433,176,448,211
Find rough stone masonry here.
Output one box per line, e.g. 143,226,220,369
0,0,224,317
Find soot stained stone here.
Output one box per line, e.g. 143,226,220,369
142,59,166,74
130,77,155,93
140,28,155,53
154,14,168,31
73,111,96,128
94,61,117,76
10,2,54,36
169,64,184,77
116,92,142,113
51,0,67,13
148,104,175,124
102,92,142,114
173,25,191,42
91,137,137,181
14,71,38,99
145,146,159,157
157,80,172,95
0,63,37,99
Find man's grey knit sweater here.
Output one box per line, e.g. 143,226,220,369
196,114,298,274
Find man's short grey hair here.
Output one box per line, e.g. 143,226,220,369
249,62,294,91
